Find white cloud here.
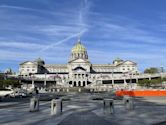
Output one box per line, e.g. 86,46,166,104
0,41,46,50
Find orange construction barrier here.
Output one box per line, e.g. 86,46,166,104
116,90,166,97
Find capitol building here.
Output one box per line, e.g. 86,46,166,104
18,39,145,90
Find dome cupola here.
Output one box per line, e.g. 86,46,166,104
72,41,86,53
69,39,88,61
113,57,123,65
34,57,45,65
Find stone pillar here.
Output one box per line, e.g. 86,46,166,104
124,79,127,85
85,81,87,87
32,80,35,89
123,96,134,110
57,88,60,92
103,99,114,114
81,81,83,87
90,89,93,92
29,96,39,112
76,81,78,87
71,81,73,87
53,89,55,93
51,99,62,115
111,79,114,89
78,88,81,92
44,80,47,86
136,78,138,83
149,77,151,80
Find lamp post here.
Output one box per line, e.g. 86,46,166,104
129,69,134,89
130,74,132,89
112,68,114,88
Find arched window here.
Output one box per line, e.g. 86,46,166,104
78,81,81,86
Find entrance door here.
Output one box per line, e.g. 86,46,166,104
74,81,76,87
78,81,81,86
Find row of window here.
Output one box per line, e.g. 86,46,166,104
122,65,135,67
122,68,135,71
48,69,67,72
22,66,36,68
21,69,36,72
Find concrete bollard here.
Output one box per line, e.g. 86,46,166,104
78,88,81,92
51,99,62,115
123,95,129,104
103,99,114,114
66,88,69,92
52,89,55,93
123,96,134,110
57,88,60,92
29,96,39,112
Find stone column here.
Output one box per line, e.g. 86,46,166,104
44,80,47,87
71,81,73,87
81,81,83,87
149,77,151,80
76,81,78,87
112,79,114,85
124,78,127,85
136,78,138,83
32,80,35,89
85,81,87,86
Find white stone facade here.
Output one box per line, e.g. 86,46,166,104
19,40,138,87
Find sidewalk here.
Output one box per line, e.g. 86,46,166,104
58,110,114,125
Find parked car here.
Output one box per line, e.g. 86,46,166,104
0,89,14,98
10,90,28,98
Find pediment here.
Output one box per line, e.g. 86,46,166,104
122,61,136,65
20,61,36,65
69,58,90,63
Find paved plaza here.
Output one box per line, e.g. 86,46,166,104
0,93,166,125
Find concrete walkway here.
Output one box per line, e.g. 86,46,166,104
58,110,112,125
0,93,166,125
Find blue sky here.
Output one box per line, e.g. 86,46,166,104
0,0,166,72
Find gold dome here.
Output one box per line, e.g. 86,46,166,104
71,41,86,53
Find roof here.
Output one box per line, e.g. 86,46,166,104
20,61,37,65
113,57,123,62
92,64,115,67
45,64,67,68
116,60,137,66
71,40,87,53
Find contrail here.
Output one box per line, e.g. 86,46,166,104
41,29,87,51
41,0,90,52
